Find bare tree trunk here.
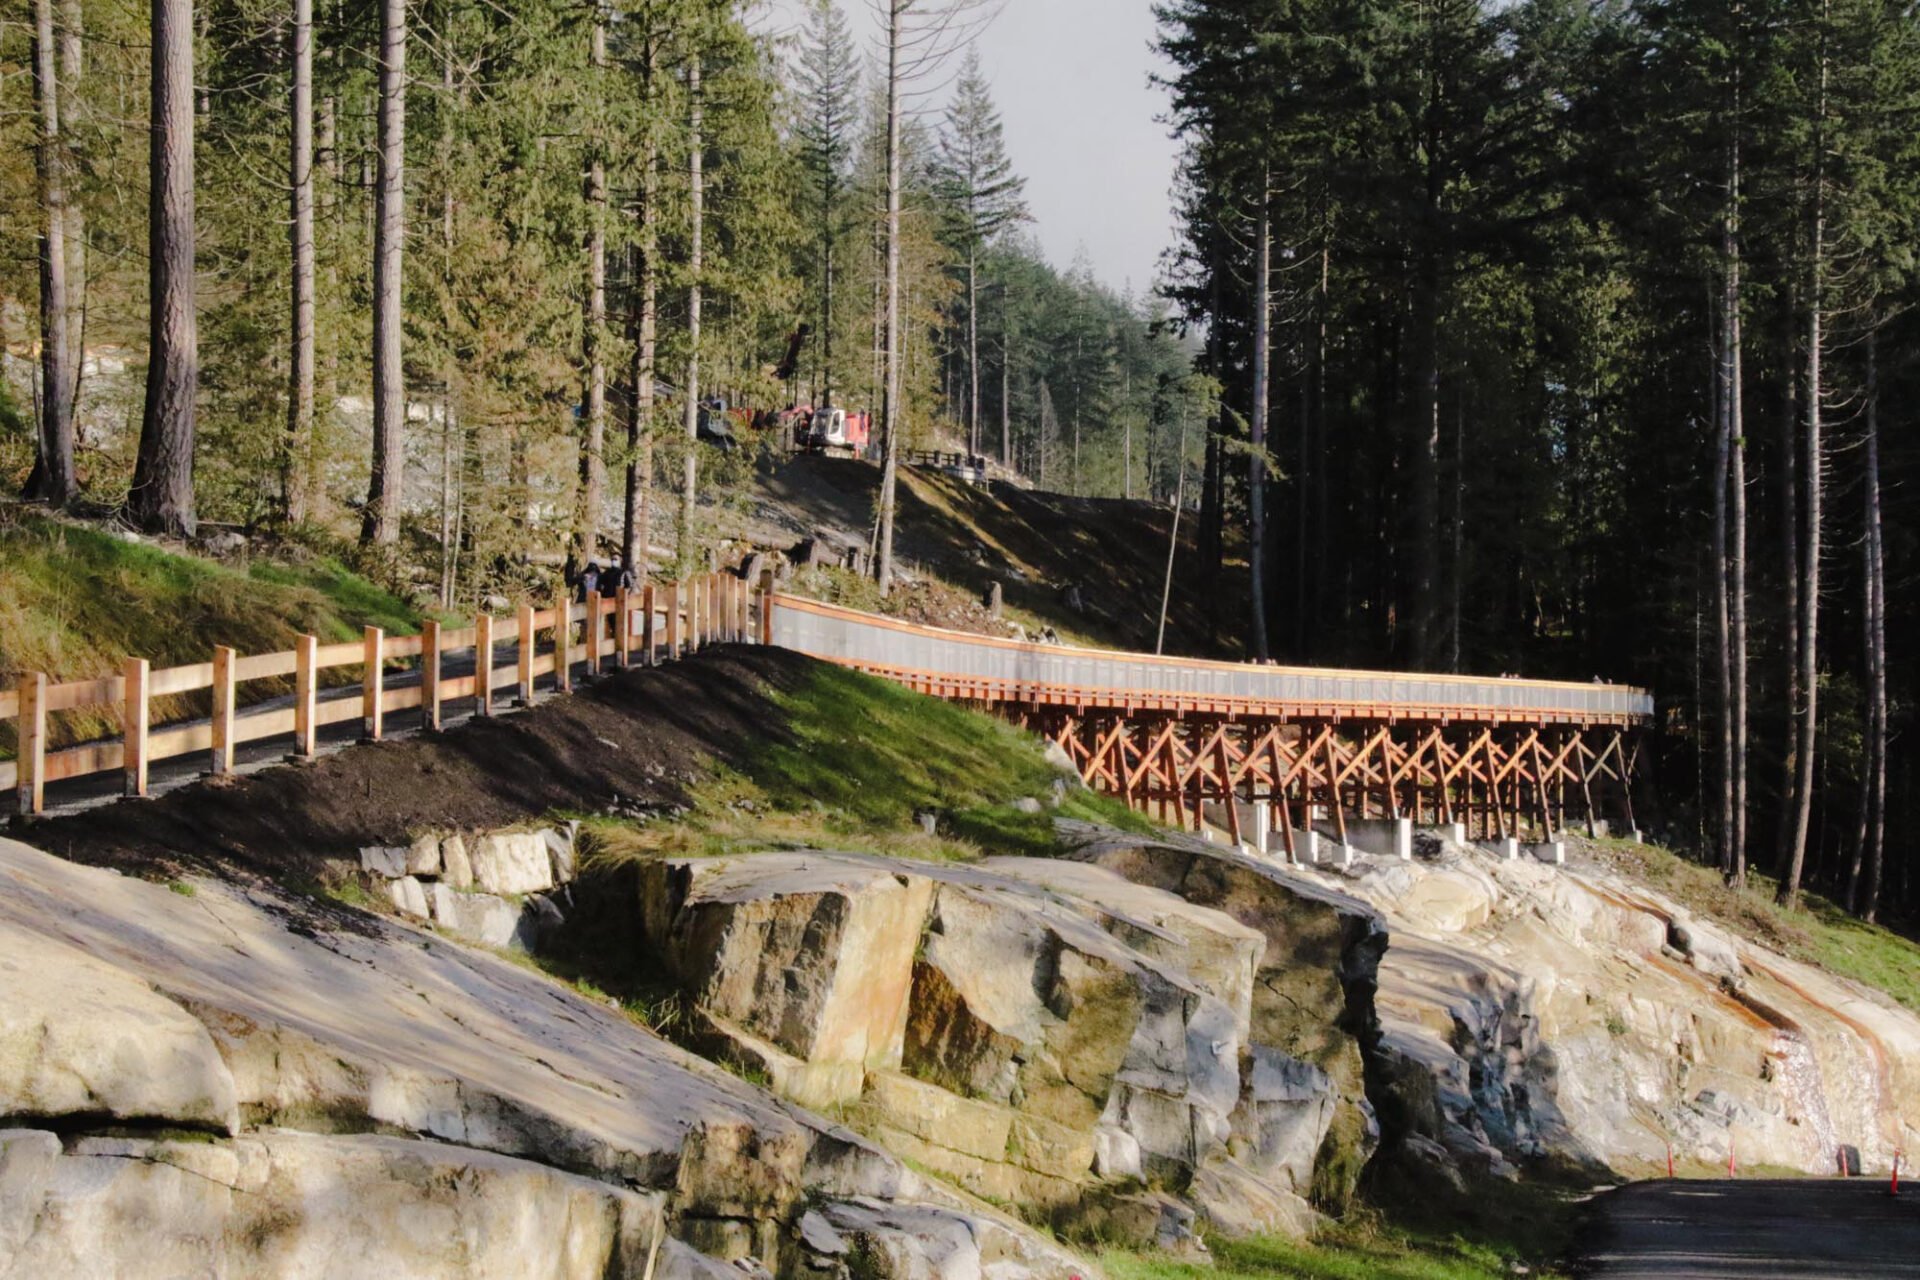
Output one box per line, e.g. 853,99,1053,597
1409,248,1443,667
316,80,338,511
286,0,316,524
362,0,407,546
129,0,197,536
623,48,659,579
1861,328,1888,922
875,1,905,596
1728,293,1743,875
578,6,607,561
679,49,703,575
1780,29,1827,907
1775,291,1801,876
1726,131,1750,888
1249,182,1272,662
967,244,980,458
26,0,75,505
58,0,85,423
999,311,1011,469
436,29,458,605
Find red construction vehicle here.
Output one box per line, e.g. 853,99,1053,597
796,406,872,459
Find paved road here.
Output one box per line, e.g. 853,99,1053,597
1576,1179,1920,1277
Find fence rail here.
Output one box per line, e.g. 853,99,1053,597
4,571,755,815
5,573,1650,817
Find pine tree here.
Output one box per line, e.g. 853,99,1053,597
934,48,1027,460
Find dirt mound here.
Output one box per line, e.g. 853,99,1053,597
24,647,814,881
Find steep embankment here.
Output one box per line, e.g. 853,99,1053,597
725,455,1235,656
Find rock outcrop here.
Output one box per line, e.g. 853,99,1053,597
632,840,1383,1245
1290,834,1920,1182
0,837,1086,1280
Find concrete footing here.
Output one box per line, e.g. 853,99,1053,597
1479,837,1521,861
1527,840,1566,866
1425,822,1467,846
1317,817,1412,861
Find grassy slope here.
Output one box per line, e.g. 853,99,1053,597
0,510,420,750
1599,837,1920,1014
581,660,1155,866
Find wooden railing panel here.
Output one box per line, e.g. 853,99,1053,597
152,663,215,698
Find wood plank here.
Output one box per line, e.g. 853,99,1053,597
231,705,297,747
234,651,298,683
47,675,123,713
149,721,214,761
315,640,363,669
381,685,424,714
316,695,365,728
43,738,126,782
211,647,237,775
125,658,150,798
383,634,424,660
363,627,385,742
152,662,215,697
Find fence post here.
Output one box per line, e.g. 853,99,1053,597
211,646,237,775
725,575,739,642
665,581,680,660
735,574,748,640
585,590,603,675
363,627,385,741
642,584,657,665
17,673,47,815
616,588,632,668
516,603,536,705
294,634,319,758
422,619,443,730
759,571,776,646
475,612,494,717
124,659,149,798
556,597,574,693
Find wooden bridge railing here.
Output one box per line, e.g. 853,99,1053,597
4,571,758,816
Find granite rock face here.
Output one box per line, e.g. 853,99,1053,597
634,843,1385,1242
0,837,1086,1280
1295,833,1920,1183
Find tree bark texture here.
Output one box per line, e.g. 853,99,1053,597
363,0,407,545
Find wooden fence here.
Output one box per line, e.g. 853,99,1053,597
4,571,764,816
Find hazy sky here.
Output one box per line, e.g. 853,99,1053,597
760,1,1180,296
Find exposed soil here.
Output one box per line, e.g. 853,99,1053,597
22,647,815,882
733,454,1237,656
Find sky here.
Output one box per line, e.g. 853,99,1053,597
759,1,1181,297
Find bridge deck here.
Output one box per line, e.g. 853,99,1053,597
770,595,1652,728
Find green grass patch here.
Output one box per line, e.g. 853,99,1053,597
1601,838,1920,1013
1104,1180,1578,1280
578,662,1155,869
0,510,421,754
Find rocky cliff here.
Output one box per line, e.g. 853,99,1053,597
620,839,1385,1247
1288,833,1920,1185
0,837,1087,1280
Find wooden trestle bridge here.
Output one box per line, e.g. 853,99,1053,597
769,595,1653,855
4,578,1650,851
